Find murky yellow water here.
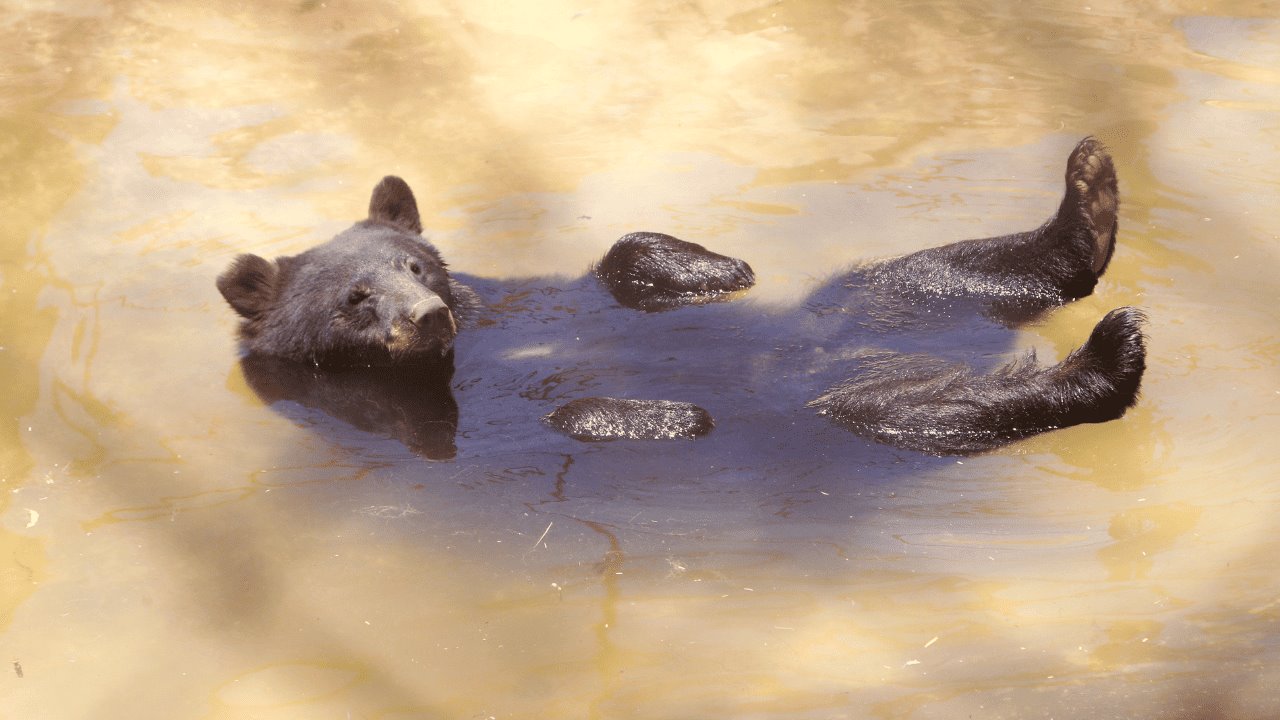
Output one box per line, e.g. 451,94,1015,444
3,2,1280,718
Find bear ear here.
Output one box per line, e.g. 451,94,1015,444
217,254,279,320
368,175,423,234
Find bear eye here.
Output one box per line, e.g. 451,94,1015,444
409,261,422,275
347,288,371,306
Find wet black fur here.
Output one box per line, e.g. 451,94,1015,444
865,138,1118,324
597,232,756,311
217,176,461,367
217,137,1146,455
545,397,715,441
555,136,1143,453
808,307,1146,455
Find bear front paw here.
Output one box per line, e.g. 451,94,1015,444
1061,136,1118,277
596,232,755,311
544,397,715,441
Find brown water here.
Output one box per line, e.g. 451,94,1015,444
3,2,1280,718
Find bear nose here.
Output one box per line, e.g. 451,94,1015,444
409,296,455,334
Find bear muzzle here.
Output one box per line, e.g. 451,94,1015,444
387,294,457,359
410,296,457,335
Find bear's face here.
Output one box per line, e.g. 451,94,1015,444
218,177,459,367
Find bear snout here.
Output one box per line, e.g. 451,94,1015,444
384,292,457,359
410,296,456,336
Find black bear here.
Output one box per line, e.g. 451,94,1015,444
217,176,472,368
217,137,1145,457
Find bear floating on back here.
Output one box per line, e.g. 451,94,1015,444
217,137,1146,456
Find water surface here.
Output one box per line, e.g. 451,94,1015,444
2,2,1279,718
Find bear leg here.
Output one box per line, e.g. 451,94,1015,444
808,307,1147,454
867,137,1120,309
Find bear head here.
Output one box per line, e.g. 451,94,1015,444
217,176,458,367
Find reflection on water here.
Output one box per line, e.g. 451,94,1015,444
2,1,1280,718
239,355,459,460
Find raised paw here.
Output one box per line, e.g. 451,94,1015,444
866,136,1122,314
596,232,755,311
1060,136,1119,277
